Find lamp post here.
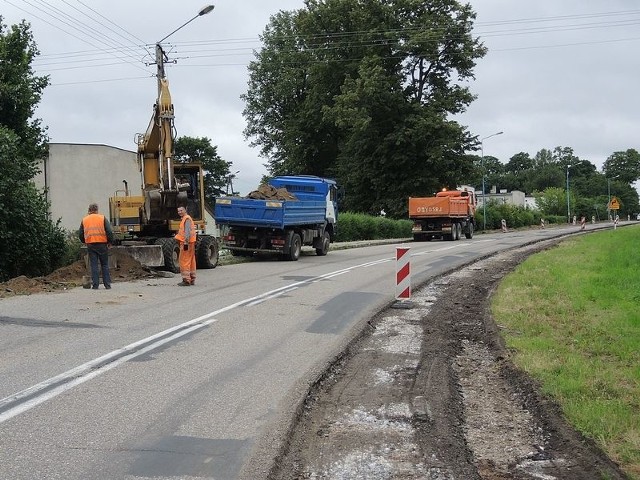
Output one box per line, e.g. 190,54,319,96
607,177,611,221
480,131,504,230
151,5,214,190
226,170,240,195
158,5,215,45
566,164,572,223
155,5,215,84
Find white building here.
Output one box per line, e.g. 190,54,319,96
34,143,217,235
476,186,527,209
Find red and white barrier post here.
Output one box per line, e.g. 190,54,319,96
395,246,411,301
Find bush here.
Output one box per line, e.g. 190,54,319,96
476,202,544,230
336,212,411,242
0,182,68,281
61,231,83,266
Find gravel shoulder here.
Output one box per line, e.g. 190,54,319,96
267,239,628,480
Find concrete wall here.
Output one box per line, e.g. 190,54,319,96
35,143,218,236
477,190,527,208
34,144,139,232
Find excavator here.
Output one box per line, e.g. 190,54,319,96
108,41,218,273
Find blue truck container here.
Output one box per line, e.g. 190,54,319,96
214,176,338,261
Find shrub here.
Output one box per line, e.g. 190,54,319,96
336,212,411,242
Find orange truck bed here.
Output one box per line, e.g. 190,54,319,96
408,195,471,218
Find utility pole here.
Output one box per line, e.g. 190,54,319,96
566,164,571,223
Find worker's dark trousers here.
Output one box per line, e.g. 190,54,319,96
87,243,111,288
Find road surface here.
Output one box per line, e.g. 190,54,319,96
0,222,624,479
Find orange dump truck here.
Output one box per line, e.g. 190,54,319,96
408,188,477,241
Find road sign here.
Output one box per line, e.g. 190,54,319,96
608,197,620,210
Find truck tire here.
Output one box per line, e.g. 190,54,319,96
155,237,180,273
196,236,219,269
316,231,330,256
288,233,302,261
456,223,462,240
447,223,457,241
465,222,474,239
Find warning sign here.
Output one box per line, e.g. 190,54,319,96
608,197,620,210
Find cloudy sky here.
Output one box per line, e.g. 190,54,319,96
2,0,638,194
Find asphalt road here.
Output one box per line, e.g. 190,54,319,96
0,221,623,479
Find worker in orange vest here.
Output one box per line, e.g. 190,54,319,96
78,203,114,289
175,206,197,286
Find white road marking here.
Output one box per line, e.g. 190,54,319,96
0,252,411,423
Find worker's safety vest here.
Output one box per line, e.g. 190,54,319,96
175,214,196,243
82,214,108,243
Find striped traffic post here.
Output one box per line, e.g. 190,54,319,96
395,246,411,300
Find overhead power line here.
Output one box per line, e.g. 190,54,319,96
4,4,640,80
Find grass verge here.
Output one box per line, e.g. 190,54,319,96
492,225,640,479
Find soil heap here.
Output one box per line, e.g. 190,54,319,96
0,251,158,298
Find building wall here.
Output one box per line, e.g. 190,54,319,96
34,143,139,232
34,143,217,236
477,190,526,208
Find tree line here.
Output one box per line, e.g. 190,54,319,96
474,146,640,220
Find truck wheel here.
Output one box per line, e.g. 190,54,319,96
196,236,219,269
316,231,330,256
156,237,180,273
447,224,457,241
465,222,474,239
288,233,302,261
456,223,462,240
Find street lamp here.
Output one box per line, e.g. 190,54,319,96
155,5,215,83
157,5,215,44
226,170,240,195
151,5,214,190
480,131,504,230
608,177,611,221
566,164,572,223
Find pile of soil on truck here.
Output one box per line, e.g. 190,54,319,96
0,251,157,298
246,184,298,200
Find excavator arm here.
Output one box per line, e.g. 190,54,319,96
137,77,175,191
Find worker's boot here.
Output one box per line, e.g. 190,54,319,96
177,280,191,286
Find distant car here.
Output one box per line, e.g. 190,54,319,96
637,213,640,221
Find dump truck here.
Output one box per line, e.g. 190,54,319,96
107,43,218,272
409,187,477,241
214,175,338,260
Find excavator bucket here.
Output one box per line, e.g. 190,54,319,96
112,245,164,268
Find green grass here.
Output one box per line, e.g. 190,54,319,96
492,225,640,479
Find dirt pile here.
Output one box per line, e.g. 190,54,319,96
0,251,158,298
246,184,298,200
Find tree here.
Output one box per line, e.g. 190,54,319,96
505,152,534,174
603,149,640,185
0,19,66,281
173,136,232,205
243,0,486,217
478,155,504,192
0,19,49,161
0,127,66,281
534,187,572,217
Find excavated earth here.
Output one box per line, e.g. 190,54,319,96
268,239,628,480
0,251,157,298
